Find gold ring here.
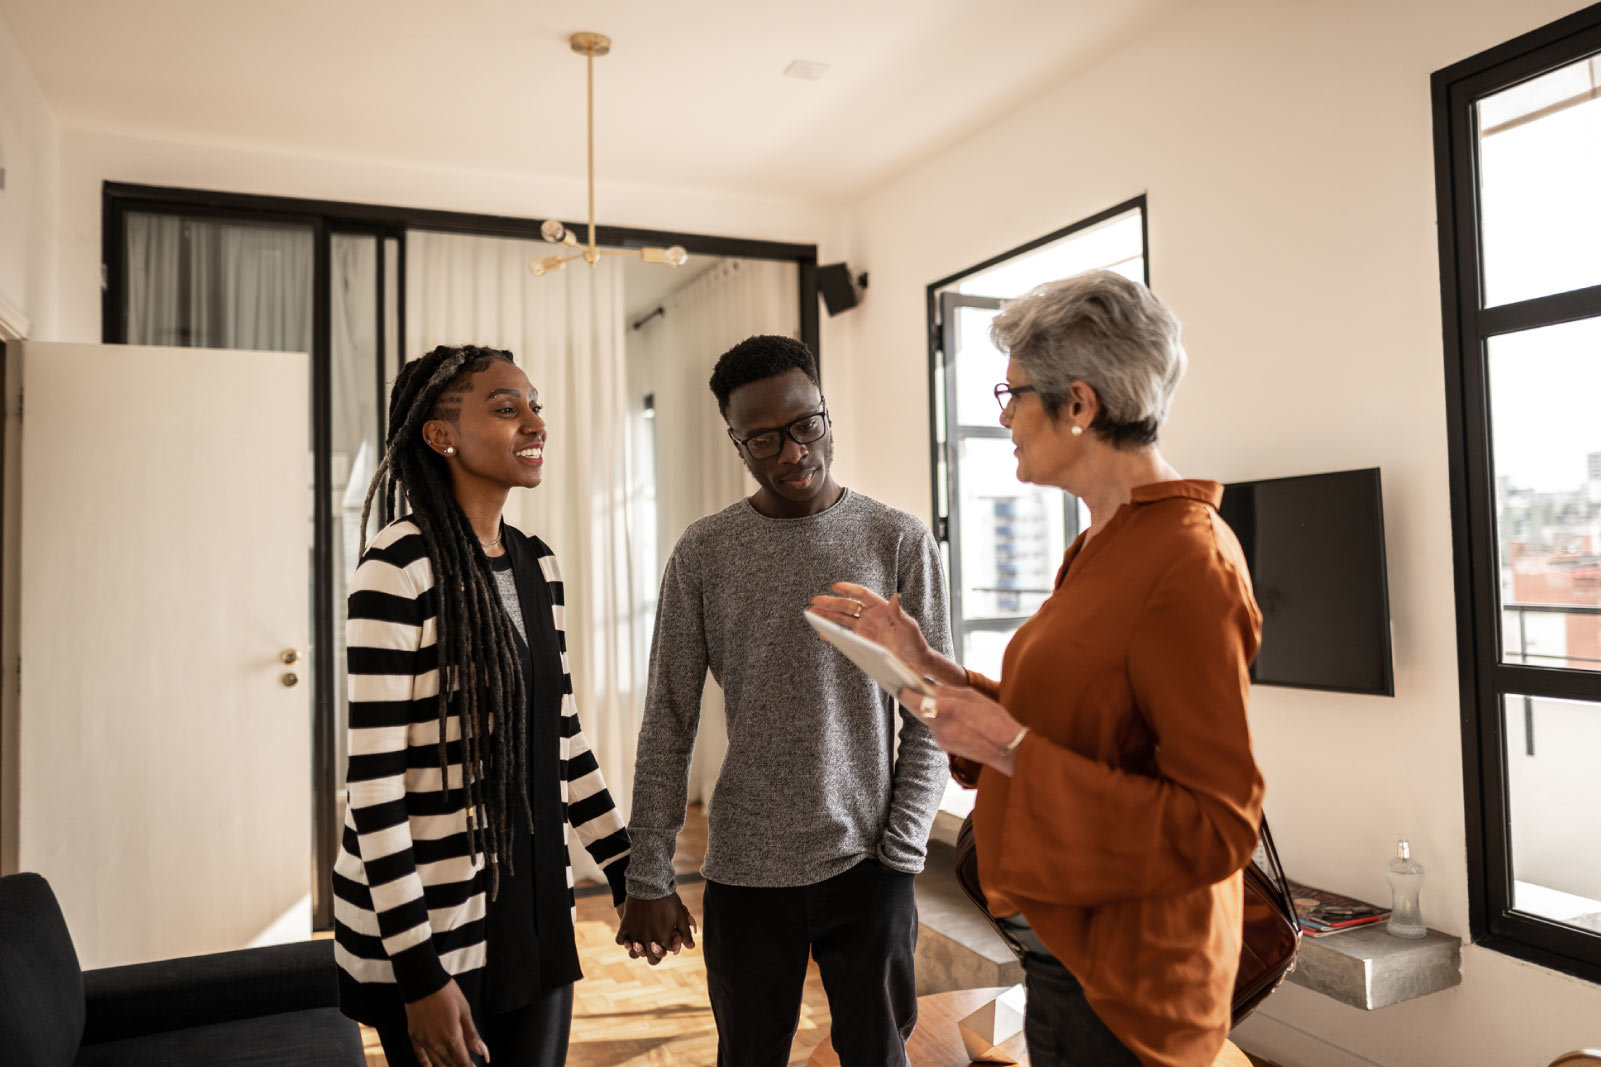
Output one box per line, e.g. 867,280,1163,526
852,604,863,619
919,695,938,719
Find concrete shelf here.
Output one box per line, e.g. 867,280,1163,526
913,828,1462,1012
1287,924,1461,1009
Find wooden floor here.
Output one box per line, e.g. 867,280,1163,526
567,877,833,1066
341,802,1285,1066
360,804,834,1066
338,804,1285,1066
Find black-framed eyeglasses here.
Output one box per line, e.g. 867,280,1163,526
994,382,1038,413
729,408,830,460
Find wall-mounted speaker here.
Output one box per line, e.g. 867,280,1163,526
818,263,868,316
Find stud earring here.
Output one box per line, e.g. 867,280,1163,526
1070,425,1083,437
444,446,456,455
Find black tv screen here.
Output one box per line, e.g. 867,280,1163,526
1218,468,1394,696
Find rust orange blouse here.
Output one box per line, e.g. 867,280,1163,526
968,480,1264,1067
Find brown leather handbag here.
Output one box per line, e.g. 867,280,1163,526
1232,817,1300,1025
953,813,1300,1026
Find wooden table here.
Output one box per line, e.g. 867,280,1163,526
806,987,1025,1066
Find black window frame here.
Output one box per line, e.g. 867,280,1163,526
103,182,820,930
1434,2,1601,985
925,196,1148,667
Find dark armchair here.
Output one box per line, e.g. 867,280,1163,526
0,872,364,1066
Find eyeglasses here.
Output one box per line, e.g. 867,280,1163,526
729,408,829,460
993,383,1039,413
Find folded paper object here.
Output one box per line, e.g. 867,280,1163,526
959,984,1029,1064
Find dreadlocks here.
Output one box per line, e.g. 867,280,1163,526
357,344,532,897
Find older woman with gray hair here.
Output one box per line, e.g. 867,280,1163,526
813,270,1265,1066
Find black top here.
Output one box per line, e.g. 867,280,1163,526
481,537,583,1013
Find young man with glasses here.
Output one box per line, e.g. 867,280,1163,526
618,334,952,1067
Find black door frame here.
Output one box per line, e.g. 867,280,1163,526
104,181,820,930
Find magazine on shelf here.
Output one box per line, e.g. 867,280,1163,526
1286,879,1390,937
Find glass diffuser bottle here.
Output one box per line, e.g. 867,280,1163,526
1386,838,1427,938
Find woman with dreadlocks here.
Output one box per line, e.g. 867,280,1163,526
332,344,631,1067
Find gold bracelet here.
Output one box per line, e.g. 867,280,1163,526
1001,726,1031,753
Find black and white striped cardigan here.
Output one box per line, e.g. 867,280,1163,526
332,519,629,1017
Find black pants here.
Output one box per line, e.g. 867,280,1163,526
994,914,1139,1067
703,858,918,1067
374,982,573,1067
1019,954,1141,1067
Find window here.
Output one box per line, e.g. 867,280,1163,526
927,198,1147,817
1435,6,1601,982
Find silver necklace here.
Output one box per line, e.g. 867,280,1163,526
480,532,502,550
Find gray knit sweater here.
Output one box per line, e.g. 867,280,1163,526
626,489,953,899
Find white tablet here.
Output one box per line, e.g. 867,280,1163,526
804,610,935,700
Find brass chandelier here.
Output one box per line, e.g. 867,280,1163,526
530,33,687,276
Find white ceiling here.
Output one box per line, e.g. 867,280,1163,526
1,0,1177,202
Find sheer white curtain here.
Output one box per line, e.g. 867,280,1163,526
632,257,799,806
125,213,313,353
406,229,644,884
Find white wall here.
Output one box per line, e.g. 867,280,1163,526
54,128,851,354
833,0,1601,1063
0,6,59,876
0,11,59,338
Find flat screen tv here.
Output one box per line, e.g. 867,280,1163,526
1217,467,1394,696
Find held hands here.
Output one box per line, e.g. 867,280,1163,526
808,582,934,676
896,682,1028,777
405,978,488,1067
616,892,697,967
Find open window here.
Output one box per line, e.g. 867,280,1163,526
926,198,1147,818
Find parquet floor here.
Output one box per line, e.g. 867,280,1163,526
567,877,833,1066
358,805,834,1066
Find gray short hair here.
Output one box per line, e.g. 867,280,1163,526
990,270,1187,449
